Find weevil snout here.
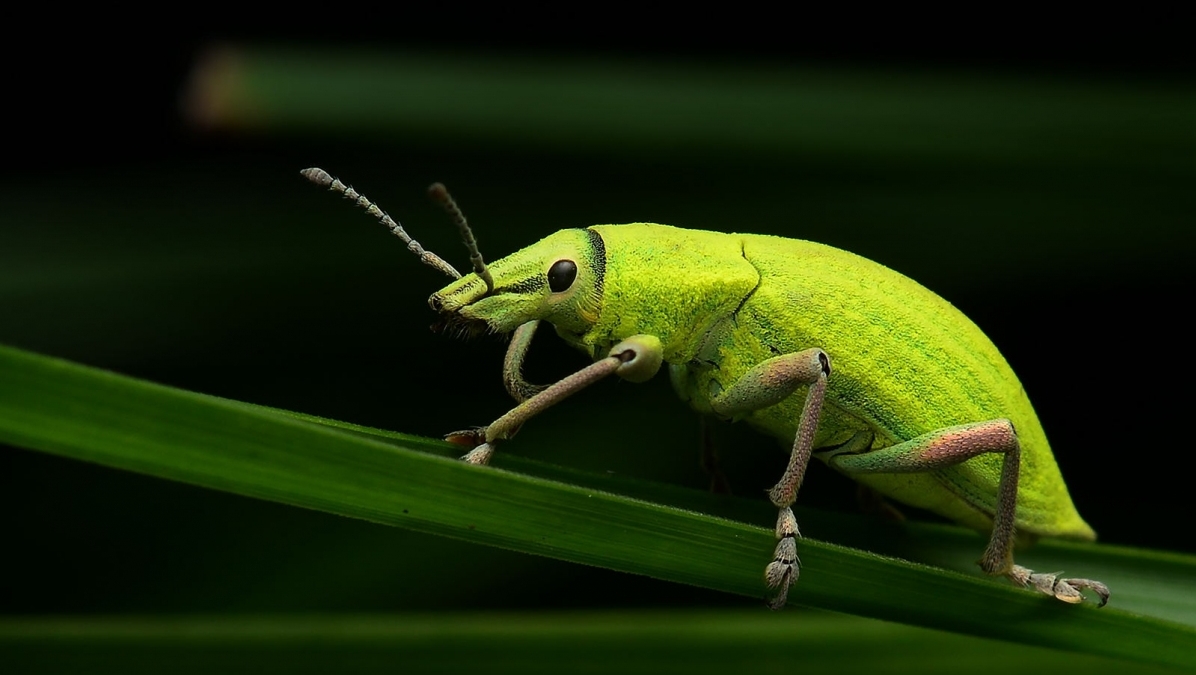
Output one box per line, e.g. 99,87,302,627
427,274,500,338
428,273,492,314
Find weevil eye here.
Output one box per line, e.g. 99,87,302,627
547,259,577,293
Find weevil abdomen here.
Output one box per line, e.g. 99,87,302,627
666,232,1095,541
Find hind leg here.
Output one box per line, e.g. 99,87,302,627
826,420,1108,606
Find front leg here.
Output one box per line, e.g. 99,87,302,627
709,348,831,609
826,421,1109,606
449,334,664,465
502,320,550,403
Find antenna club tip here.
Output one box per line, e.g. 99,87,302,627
301,167,333,187
427,182,449,201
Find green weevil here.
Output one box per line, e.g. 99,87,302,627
303,167,1109,609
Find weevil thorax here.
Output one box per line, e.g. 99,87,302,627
585,224,759,362
432,223,758,362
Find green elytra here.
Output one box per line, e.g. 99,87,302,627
304,169,1107,608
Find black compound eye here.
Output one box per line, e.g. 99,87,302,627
547,259,578,293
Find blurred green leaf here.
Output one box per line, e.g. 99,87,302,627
186,48,1192,172
1,343,1194,668
1,611,1186,675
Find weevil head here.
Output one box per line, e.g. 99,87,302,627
430,223,761,362
429,228,605,340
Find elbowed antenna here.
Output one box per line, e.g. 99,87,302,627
301,167,462,280
428,182,495,293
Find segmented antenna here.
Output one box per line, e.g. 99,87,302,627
301,167,462,280
427,182,495,293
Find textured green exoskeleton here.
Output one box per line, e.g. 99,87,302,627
304,168,1109,609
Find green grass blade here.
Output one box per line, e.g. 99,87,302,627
279,405,1196,628
2,343,1194,668
1,611,1186,675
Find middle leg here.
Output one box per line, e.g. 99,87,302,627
709,347,831,609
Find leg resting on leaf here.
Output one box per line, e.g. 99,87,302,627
827,420,1109,606
710,348,831,609
448,334,665,466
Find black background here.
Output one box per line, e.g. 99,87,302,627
2,26,1192,614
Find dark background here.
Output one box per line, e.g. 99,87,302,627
2,29,1191,615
